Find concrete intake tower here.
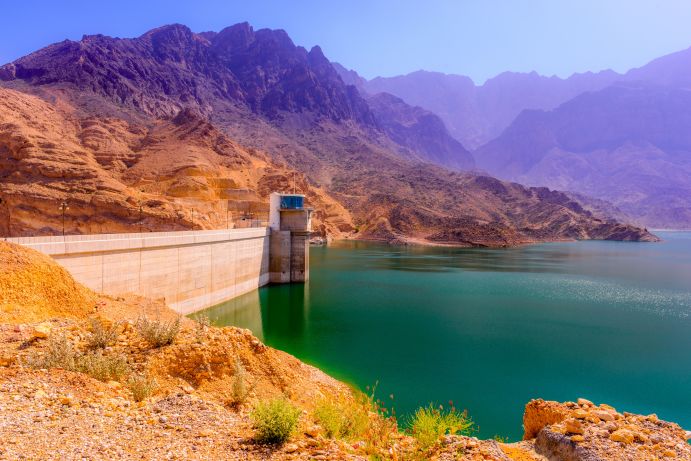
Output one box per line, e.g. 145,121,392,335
268,192,312,284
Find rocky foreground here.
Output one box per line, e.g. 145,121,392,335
1,241,689,460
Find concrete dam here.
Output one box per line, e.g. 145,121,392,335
5,193,311,314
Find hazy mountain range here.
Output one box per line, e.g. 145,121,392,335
339,46,691,229
0,23,657,244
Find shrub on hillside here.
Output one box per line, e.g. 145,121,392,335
127,374,158,402
231,358,251,407
24,334,128,382
313,396,369,440
86,317,119,349
76,351,129,382
24,334,77,370
135,316,180,348
408,403,474,450
251,398,301,444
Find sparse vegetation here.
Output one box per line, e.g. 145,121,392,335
127,374,158,402
313,395,369,440
231,358,250,407
24,334,128,382
250,398,301,444
408,403,474,450
77,351,129,382
135,316,180,348
359,383,399,458
194,313,211,342
23,334,77,370
86,317,119,349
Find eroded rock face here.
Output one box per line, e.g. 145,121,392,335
524,399,691,461
0,88,353,237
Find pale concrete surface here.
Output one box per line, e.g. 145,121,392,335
6,229,270,314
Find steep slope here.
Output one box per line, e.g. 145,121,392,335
625,45,691,87
366,93,474,170
475,84,691,229
0,23,654,245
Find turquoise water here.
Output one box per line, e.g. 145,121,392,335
195,232,691,440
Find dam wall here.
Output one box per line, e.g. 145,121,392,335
5,228,270,314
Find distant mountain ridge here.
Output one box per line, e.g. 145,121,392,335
341,45,691,228
344,67,622,149
0,22,654,245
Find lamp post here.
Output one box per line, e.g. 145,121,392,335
226,202,230,229
139,204,144,234
58,201,69,236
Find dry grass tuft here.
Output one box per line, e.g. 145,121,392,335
127,374,158,402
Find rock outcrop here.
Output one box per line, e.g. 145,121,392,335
520,398,691,461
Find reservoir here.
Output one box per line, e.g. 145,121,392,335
195,231,691,440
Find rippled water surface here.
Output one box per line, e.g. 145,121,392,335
196,232,691,440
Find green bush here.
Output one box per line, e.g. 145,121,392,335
409,404,474,450
127,374,158,402
251,398,301,444
135,316,180,348
313,396,369,440
86,317,119,349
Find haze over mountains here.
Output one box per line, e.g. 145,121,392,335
341,46,691,229
0,22,657,244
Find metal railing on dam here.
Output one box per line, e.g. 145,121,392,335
5,228,271,314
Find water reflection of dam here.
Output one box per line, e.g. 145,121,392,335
196,282,309,344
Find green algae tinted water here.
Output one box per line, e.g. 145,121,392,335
196,231,691,440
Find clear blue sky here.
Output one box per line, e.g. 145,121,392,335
3,0,691,83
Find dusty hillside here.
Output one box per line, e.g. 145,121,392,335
0,88,353,238
0,241,96,323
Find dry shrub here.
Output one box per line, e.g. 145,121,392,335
86,317,119,349
76,351,129,382
23,334,77,370
194,313,211,342
127,374,158,402
231,358,251,407
25,334,128,382
360,384,400,458
135,316,180,348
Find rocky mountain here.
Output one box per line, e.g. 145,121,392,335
0,87,353,237
350,45,691,229
475,83,691,229
351,68,621,149
0,23,654,245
